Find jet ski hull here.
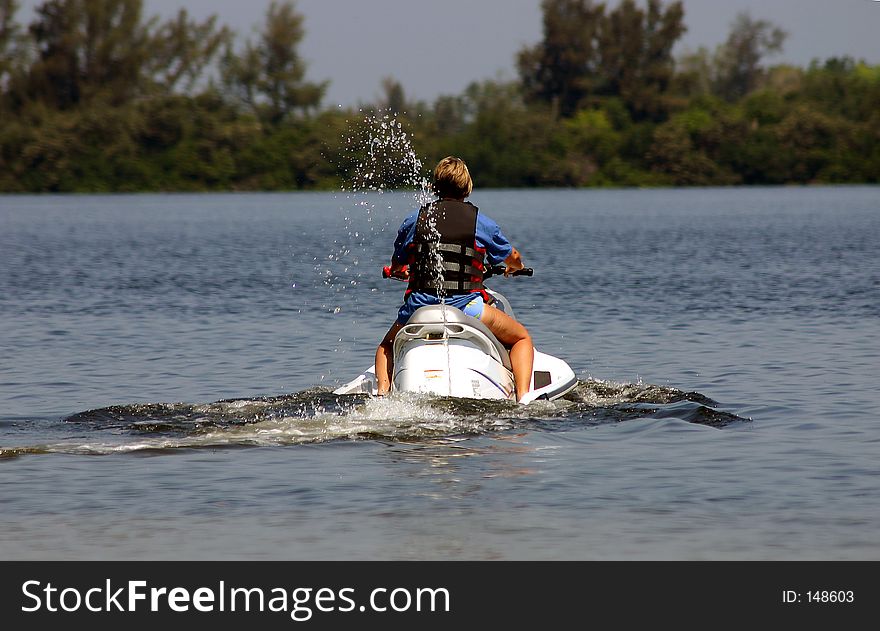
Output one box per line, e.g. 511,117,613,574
334,301,577,403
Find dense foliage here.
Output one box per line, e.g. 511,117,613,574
0,0,877,192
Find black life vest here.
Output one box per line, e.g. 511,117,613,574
406,199,486,296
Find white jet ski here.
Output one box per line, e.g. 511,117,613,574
334,266,577,404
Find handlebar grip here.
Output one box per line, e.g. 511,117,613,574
383,265,409,281
485,265,534,278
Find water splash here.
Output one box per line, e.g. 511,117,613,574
344,111,432,199
338,113,451,392
0,380,749,459
309,112,434,316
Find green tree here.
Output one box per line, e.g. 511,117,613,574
712,12,787,102
26,0,85,109
672,46,712,97
221,0,327,127
772,104,852,183
801,57,880,122
647,105,741,185
1,1,24,86
26,0,151,108
596,0,685,120
518,0,604,117
378,76,406,115
431,93,470,136
450,79,585,186
149,9,231,93
563,108,621,174
519,0,685,120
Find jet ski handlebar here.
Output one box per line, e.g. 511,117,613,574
382,265,533,280
485,265,534,278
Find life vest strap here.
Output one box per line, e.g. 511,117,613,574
434,242,480,260
414,242,481,260
441,261,483,276
414,281,486,294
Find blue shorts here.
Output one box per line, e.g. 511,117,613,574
396,292,485,324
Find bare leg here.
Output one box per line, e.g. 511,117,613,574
480,304,534,402
375,321,404,396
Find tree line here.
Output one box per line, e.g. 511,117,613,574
0,0,877,192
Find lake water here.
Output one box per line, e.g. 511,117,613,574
1,186,878,560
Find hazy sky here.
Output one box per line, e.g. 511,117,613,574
14,0,880,106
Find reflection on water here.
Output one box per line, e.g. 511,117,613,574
383,434,541,502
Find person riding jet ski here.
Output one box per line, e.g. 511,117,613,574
375,156,534,402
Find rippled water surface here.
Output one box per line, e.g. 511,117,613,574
1,187,878,559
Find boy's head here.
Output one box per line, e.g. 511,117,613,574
432,156,473,199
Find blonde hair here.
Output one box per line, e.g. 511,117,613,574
432,156,473,199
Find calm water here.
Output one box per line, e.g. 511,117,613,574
1,187,878,560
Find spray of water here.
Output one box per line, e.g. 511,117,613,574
338,111,453,393
311,111,435,303
345,111,432,200
310,111,450,316
291,111,443,383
